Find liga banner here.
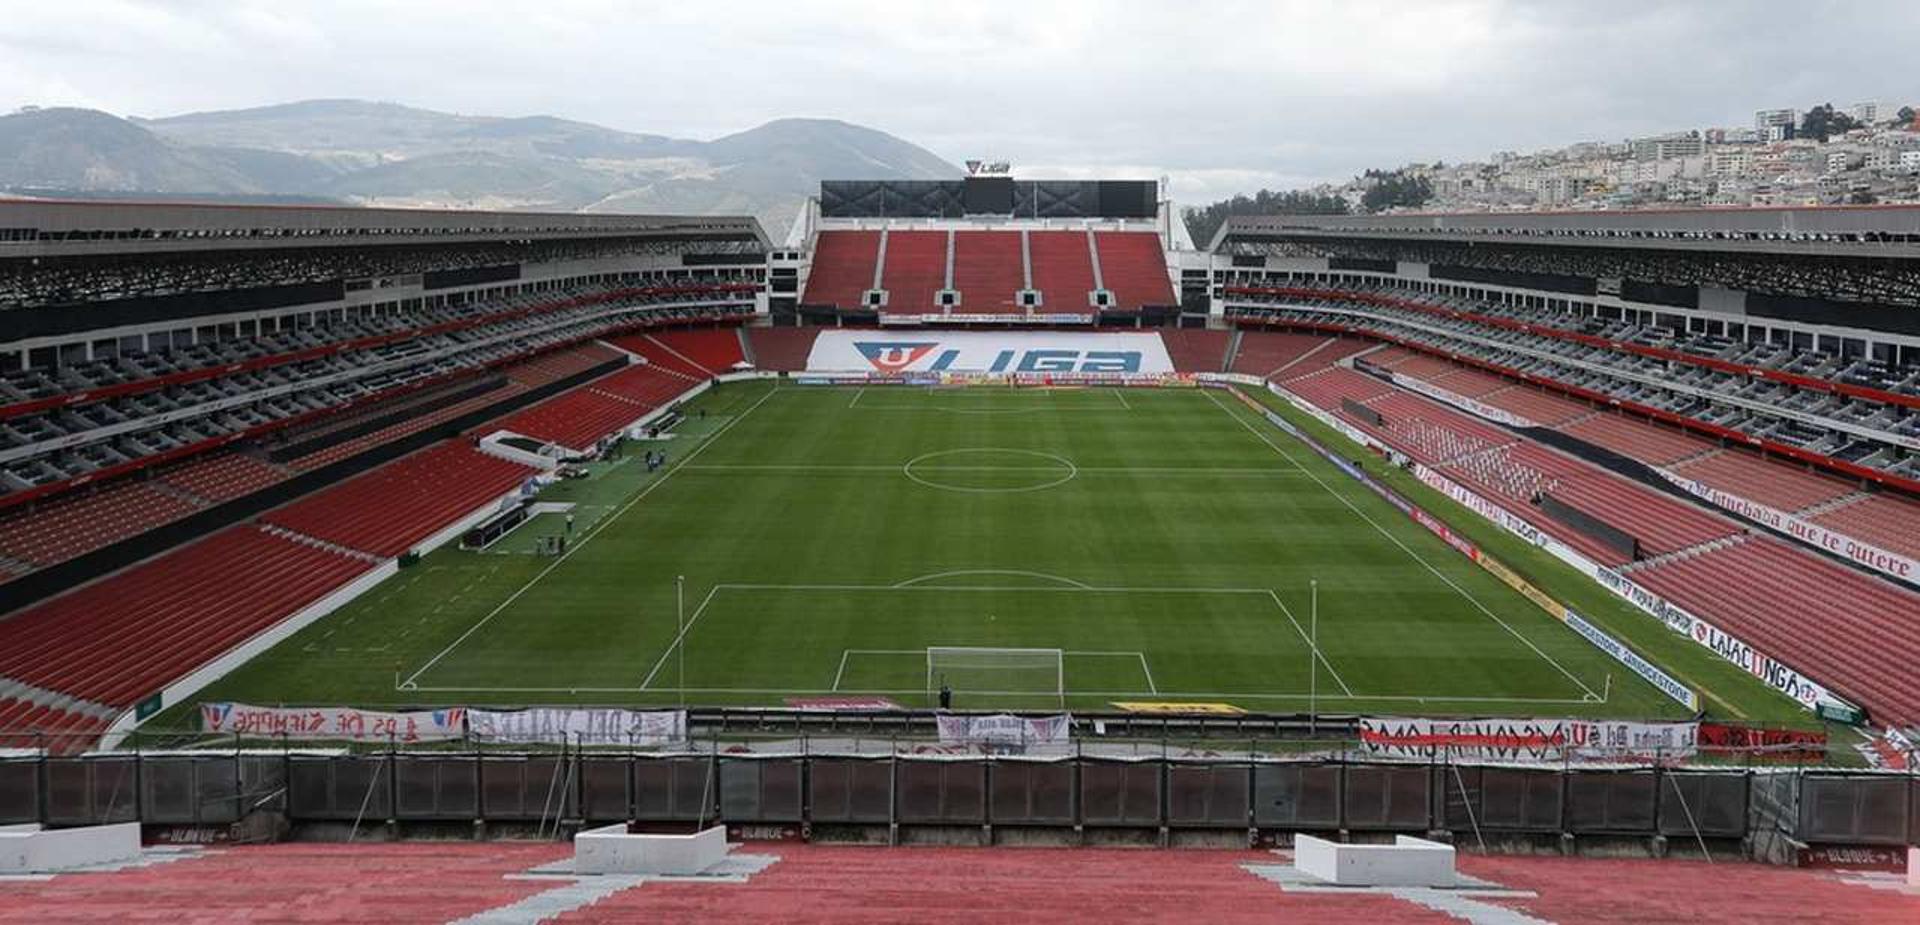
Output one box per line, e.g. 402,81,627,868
466,708,686,746
936,713,1073,747
1359,717,1698,762
806,330,1173,374
200,703,465,743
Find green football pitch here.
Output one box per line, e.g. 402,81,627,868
172,378,1813,723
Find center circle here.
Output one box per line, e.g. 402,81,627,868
902,448,1078,494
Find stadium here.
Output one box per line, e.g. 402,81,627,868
1,176,1918,920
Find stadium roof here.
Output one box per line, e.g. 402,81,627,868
1210,204,1920,259
0,197,770,258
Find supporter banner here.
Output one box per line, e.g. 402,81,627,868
783,696,902,711
1110,701,1246,715
935,713,1072,747
1655,471,1918,587
1406,451,1856,719
1359,717,1697,762
1697,722,1828,763
200,703,464,743
807,330,1174,375
466,708,686,746
1389,371,1538,429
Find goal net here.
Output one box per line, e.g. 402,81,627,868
926,647,1064,708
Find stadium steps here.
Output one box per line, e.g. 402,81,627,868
256,522,387,564
1221,328,1244,372
1618,532,1752,574
1797,490,1871,517
1668,447,1860,511
0,674,117,719
735,327,756,367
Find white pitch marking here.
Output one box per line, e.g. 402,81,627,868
1204,389,1600,702
399,383,779,689
892,569,1094,590
637,584,721,690
847,387,865,408
1113,388,1132,410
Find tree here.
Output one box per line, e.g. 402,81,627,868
1799,102,1859,142
1180,188,1348,246
1899,105,1917,126
1358,170,1433,213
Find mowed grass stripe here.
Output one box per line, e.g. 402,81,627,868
171,381,1692,720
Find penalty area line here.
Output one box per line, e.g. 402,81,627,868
397,383,779,691
1203,389,1602,703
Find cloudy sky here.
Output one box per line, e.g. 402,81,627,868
1,0,1915,204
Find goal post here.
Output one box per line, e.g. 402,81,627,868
926,646,1064,709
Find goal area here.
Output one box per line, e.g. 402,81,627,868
926,646,1065,708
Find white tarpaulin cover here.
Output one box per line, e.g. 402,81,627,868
806,330,1174,374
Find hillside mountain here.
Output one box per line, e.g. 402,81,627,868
0,100,961,236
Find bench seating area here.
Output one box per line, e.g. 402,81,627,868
0,526,375,712
262,444,536,558
1634,536,1920,723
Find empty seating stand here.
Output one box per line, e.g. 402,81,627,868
650,328,746,375
1559,413,1716,465
1669,449,1858,512
1092,232,1175,309
1028,231,1097,311
0,483,202,568
1159,330,1230,373
1634,537,1920,723
951,232,1025,313
156,452,289,503
744,328,820,372
1812,492,1920,562
0,525,374,712
878,231,948,314
262,444,536,558
1229,332,1335,379
494,385,644,451
506,343,624,387
799,230,882,309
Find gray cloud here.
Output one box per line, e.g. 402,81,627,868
2,0,1914,205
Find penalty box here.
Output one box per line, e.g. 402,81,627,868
656,581,1338,697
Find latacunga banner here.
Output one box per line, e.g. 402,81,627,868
200,703,465,743
466,708,686,745
1359,717,1698,762
936,713,1072,747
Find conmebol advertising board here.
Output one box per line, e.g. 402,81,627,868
806,330,1174,374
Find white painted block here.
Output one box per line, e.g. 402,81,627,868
1293,834,1456,887
0,823,142,872
574,824,729,875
